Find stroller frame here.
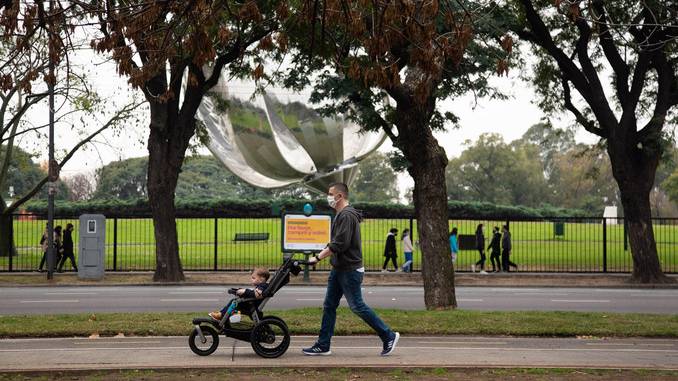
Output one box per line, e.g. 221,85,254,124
188,254,305,359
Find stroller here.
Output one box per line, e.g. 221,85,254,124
188,255,306,359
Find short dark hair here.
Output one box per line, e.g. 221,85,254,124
329,182,349,198
66,223,74,229
389,227,398,234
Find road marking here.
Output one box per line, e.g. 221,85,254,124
514,292,569,296
3,346,677,354
295,298,323,301
73,341,164,345
458,298,484,302
585,343,676,347
44,292,97,296
551,299,610,303
167,291,223,295
159,299,219,302
417,341,508,345
20,300,79,303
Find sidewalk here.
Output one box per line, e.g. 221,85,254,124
2,335,677,371
1,271,677,288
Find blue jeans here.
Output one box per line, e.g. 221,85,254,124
402,252,413,272
317,269,393,349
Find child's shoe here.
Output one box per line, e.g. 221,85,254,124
209,311,222,320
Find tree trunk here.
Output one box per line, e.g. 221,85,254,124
608,140,673,283
147,103,191,282
396,110,456,309
0,202,16,258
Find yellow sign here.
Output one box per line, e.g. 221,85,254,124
283,214,332,251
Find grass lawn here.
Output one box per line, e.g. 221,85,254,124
1,308,677,338
3,217,677,273
2,368,677,381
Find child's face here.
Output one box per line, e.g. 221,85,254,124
251,273,265,285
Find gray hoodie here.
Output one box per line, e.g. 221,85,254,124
328,206,363,271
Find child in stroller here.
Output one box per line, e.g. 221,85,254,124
189,255,305,358
208,267,270,321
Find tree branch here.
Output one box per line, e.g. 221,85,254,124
591,0,630,104
4,101,145,214
561,76,606,138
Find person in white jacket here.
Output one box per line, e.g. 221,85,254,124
401,229,414,273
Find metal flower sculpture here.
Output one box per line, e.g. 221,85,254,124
197,75,386,194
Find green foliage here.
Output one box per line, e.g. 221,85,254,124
351,152,400,203
22,197,588,219
1,145,69,203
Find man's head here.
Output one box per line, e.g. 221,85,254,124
251,267,270,285
66,223,74,231
327,182,349,210
389,228,398,235
502,225,509,232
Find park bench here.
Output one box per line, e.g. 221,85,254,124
233,232,270,242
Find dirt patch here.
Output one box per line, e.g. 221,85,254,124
2,368,677,381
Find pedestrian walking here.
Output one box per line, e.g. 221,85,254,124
449,227,458,264
382,228,398,272
304,183,399,356
472,223,488,274
501,225,518,272
487,226,502,272
401,229,413,273
58,223,78,272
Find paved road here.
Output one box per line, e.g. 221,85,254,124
2,286,678,314
1,335,677,370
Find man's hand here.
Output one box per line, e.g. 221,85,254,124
236,288,245,296
307,256,318,265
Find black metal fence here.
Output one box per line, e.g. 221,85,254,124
1,214,676,273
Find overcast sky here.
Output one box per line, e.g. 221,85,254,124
21,49,598,196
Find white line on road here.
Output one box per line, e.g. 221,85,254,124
585,343,676,347
416,341,508,345
44,292,97,295
514,292,569,296
551,299,610,303
458,299,484,302
295,298,323,301
20,300,79,303
160,299,219,302
2,346,677,354
167,292,223,295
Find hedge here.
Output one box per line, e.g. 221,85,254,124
20,198,591,219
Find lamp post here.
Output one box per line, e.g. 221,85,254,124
46,0,57,280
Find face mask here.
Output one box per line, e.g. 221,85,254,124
327,195,337,208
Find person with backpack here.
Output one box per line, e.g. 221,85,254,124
487,226,502,272
58,223,78,272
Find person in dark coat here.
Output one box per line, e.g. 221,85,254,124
487,226,502,272
472,223,487,274
382,228,398,271
501,225,518,272
58,223,78,272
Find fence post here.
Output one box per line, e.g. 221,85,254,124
113,217,118,271
624,217,629,251
8,214,13,272
602,217,607,273
214,217,218,271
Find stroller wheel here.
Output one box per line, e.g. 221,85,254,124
250,316,290,358
189,324,220,356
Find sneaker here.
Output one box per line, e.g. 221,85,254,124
471,264,476,273
208,311,222,320
381,269,388,273
381,332,400,356
302,344,331,356
480,270,488,274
